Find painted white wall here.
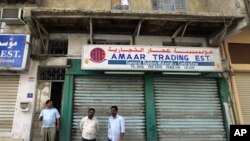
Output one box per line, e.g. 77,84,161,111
68,34,88,56
11,60,39,141
46,57,68,66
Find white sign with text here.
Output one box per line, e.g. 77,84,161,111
81,45,222,72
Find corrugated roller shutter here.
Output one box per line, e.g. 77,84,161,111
154,77,226,141
0,75,19,137
235,73,250,124
72,76,146,141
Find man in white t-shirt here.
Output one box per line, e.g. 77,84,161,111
39,100,60,141
108,106,125,141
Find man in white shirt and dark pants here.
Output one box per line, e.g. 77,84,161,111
39,100,61,141
80,108,99,141
108,106,125,141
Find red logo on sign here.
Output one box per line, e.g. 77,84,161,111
90,48,106,63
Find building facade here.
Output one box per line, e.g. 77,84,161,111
0,0,249,141
223,0,250,126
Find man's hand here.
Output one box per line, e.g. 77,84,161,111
39,116,43,121
120,132,125,141
56,124,60,130
56,118,61,130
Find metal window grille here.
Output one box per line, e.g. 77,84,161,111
48,39,68,55
163,0,175,12
154,0,187,12
174,0,186,12
88,39,130,45
38,67,65,81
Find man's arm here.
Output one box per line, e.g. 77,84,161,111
108,118,111,138
96,119,100,131
39,116,43,121
55,109,61,129
39,110,43,121
79,118,84,131
120,117,125,141
56,118,61,129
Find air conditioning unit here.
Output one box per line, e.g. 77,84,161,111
0,8,25,25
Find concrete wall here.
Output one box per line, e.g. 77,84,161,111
201,0,238,14
131,0,152,11
0,25,30,35
40,0,111,10
35,0,242,15
188,0,210,13
11,60,39,141
0,0,245,16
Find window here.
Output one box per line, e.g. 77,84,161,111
113,0,130,10
228,43,250,64
48,39,68,55
153,0,187,12
163,42,202,47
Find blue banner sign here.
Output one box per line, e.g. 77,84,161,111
0,34,30,70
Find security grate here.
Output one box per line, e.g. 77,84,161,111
153,0,187,12
48,39,68,55
38,67,65,81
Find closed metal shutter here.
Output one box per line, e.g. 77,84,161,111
72,76,146,141
235,73,250,124
0,76,19,137
154,77,226,141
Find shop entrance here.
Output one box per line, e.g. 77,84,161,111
31,67,65,141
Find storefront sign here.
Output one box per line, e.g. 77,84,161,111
81,45,222,72
0,34,30,70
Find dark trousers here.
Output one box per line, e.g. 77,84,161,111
82,137,96,141
108,139,112,141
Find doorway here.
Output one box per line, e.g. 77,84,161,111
50,82,63,141
50,82,63,114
